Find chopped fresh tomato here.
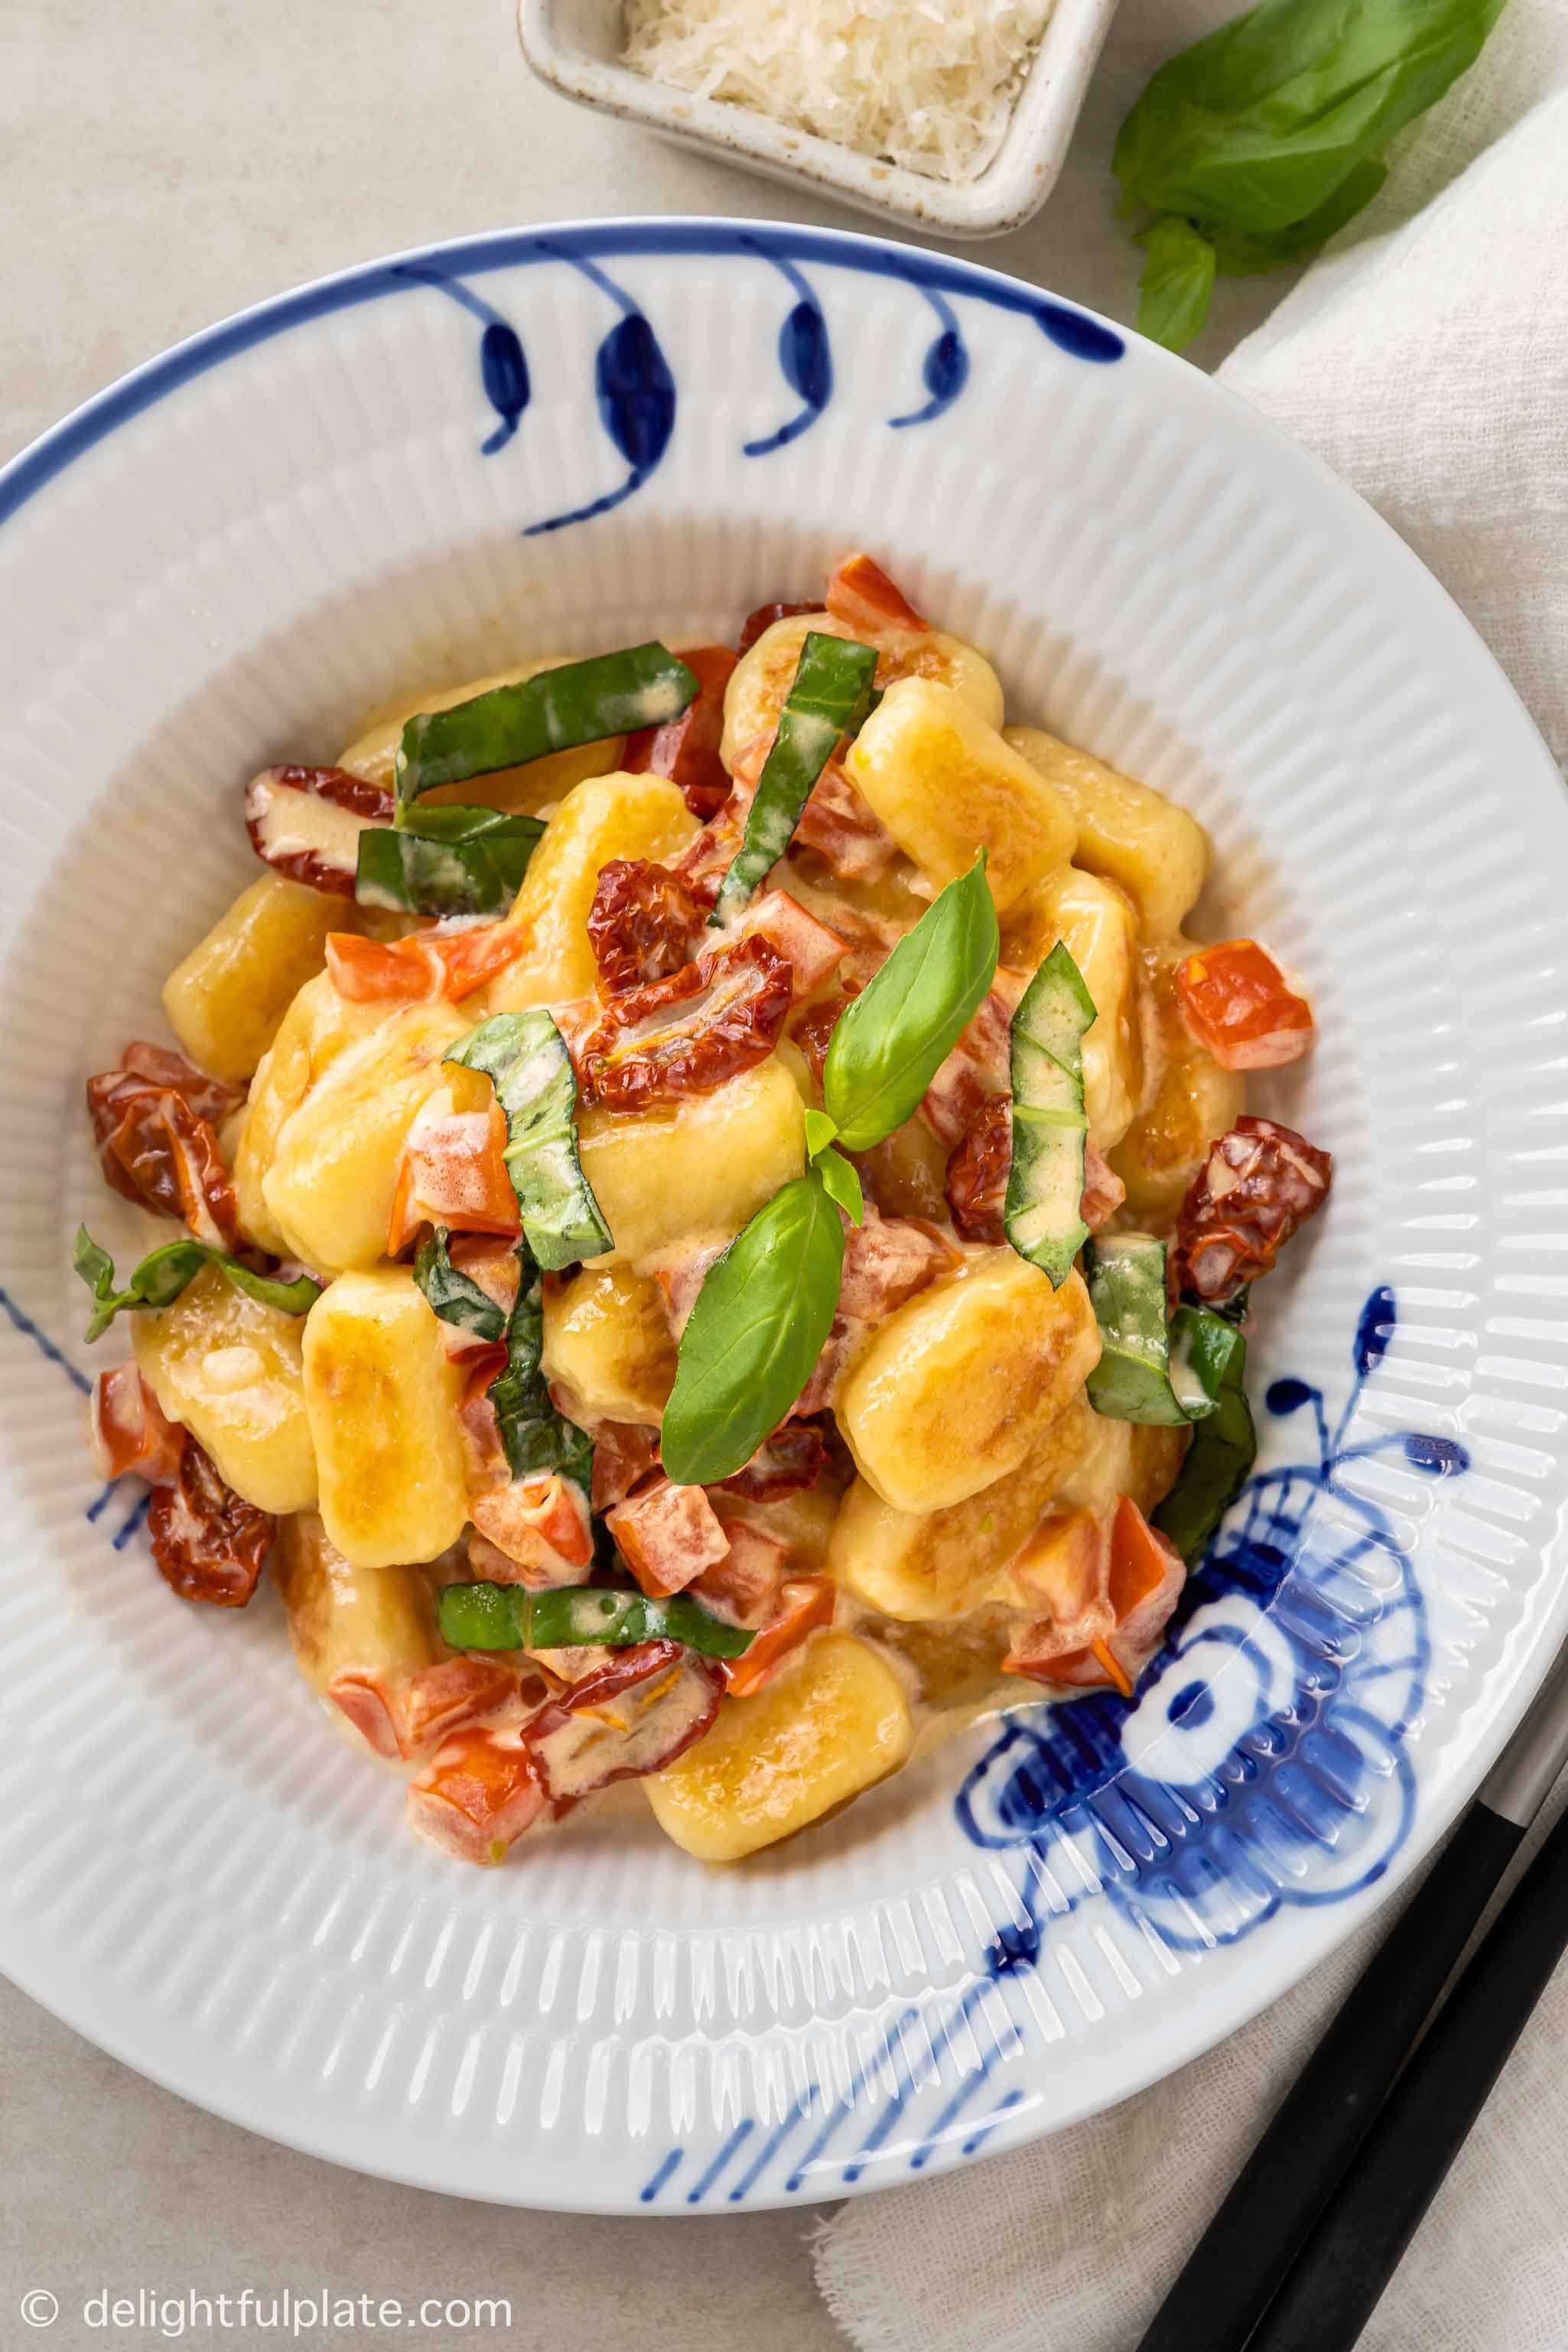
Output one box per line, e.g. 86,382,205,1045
621,644,737,820
690,1518,790,1627
387,1102,519,1254
326,922,527,1005
470,1473,594,1585
607,1475,729,1596
825,551,928,641
724,1577,835,1697
1002,1498,1186,1697
1176,939,1315,1072
407,1719,545,1863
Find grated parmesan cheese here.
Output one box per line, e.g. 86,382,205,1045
621,0,1055,186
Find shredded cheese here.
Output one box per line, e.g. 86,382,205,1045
621,0,1055,186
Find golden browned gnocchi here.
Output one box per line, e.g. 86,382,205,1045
80,549,1331,1866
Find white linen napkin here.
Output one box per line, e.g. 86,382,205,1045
816,12,1568,2347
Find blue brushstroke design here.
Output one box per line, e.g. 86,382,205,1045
687,2119,754,2203
0,1285,92,1394
392,263,530,455
743,249,832,457
890,288,970,428
961,2087,1026,2155
639,2147,683,2204
111,1491,150,1551
525,245,677,534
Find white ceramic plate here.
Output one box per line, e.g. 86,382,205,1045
2,221,1565,2215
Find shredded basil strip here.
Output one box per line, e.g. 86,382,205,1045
493,1240,594,1489
73,1225,322,1344
1084,1235,1193,1426
711,632,879,926
446,1010,612,1270
412,1228,507,1344
438,1580,755,1660
356,808,544,916
396,644,698,806
1153,1316,1256,1563
661,1171,845,1487
822,855,999,1152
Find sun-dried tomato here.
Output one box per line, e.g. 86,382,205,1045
945,1095,1011,1244
522,1641,724,1801
117,1044,242,1127
841,1213,960,1319
622,645,737,820
90,1364,184,1485
245,764,395,895
590,1420,662,1514
788,984,859,1092
795,762,898,881
581,934,792,1110
737,600,820,656
1174,1114,1333,1303
587,858,708,997
87,1056,242,1250
147,1436,274,1607
718,1420,828,1502
689,1519,789,1628
1081,1141,1126,1233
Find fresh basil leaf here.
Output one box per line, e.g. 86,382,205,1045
661,1173,845,1486
396,644,698,806
446,1010,611,1270
1115,0,1504,237
1136,217,1218,351
412,1227,507,1343
802,1107,839,1159
813,1145,864,1226
438,1580,755,1660
1207,155,1388,272
481,1241,595,1490
822,856,999,1153
711,633,879,925
356,808,543,916
73,1225,321,1342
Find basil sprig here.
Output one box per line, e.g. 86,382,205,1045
73,1225,322,1344
711,632,879,926
660,1174,846,1487
446,1010,611,1271
816,856,999,1153
1115,0,1505,351
356,806,543,916
395,643,698,808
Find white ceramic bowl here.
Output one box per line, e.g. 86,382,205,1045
2,220,1566,2214
518,0,1121,238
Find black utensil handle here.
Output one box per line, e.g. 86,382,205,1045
1136,1800,1523,2352
1248,1797,1568,2352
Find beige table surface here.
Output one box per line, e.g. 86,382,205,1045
0,5,1296,2346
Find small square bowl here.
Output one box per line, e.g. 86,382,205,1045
518,0,1120,240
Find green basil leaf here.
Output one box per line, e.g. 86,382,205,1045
356,808,543,916
412,1227,508,1344
446,1010,612,1270
73,1225,322,1343
1136,217,1218,351
1153,1319,1257,1562
822,856,1000,1153
813,1145,864,1226
480,1240,595,1489
1207,155,1387,272
710,633,879,925
802,1107,839,1160
438,1581,756,1660
1114,0,1505,238
396,643,698,806
661,1173,846,1486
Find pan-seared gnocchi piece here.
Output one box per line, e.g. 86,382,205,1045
579,1056,806,1264
234,971,389,1254
829,1393,1099,1620
302,1268,470,1566
484,773,697,1013
1004,727,1209,940
1004,865,1142,1150
132,1264,317,1514
721,610,1004,770
1110,943,1246,1219
834,1255,1101,1514
254,994,487,1275
338,659,625,812
846,679,1076,912
163,873,343,1085
645,1632,913,1861
542,1262,676,1426
273,1511,440,1702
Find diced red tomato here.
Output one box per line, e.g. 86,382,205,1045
90,1365,184,1485
724,1577,835,1698
690,1518,790,1628
400,1657,524,1755
469,1474,594,1586
622,645,737,820
325,1667,405,1760
1001,1498,1186,1699
730,890,851,996
607,1475,729,1596
795,761,898,881
326,922,527,1005
1176,939,1315,1072
839,1211,960,1322
387,1101,519,1254
590,1420,662,1514
825,552,928,641
407,1718,546,1863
